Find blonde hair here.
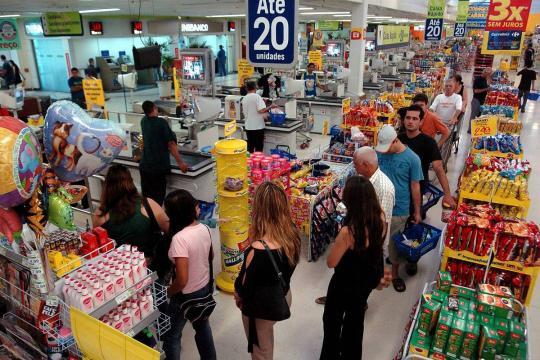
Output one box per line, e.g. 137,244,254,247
250,182,301,266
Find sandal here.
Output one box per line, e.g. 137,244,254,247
315,296,327,305
393,278,406,292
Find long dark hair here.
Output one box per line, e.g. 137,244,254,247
164,189,198,237
342,176,384,257
8,60,19,75
99,164,140,223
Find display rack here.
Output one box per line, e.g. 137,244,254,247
0,245,32,269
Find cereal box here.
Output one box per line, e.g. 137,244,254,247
417,298,442,336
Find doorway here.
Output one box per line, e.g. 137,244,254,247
33,38,70,92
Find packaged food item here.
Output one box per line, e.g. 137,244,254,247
459,321,480,360
479,326,499,360
418,298,442,336
432,310,453,353
446,296,459,311
494,318,509,353
431,289,448,304
438,271,453,292
409,331,432,358
445,318,466,358
449,285,475,300
478,314,494,327
477,284,513,298
503,320,525,357
430,351,447,360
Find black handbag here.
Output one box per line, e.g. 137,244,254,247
241,240,290,322
175,225,216,323
141,198,173,281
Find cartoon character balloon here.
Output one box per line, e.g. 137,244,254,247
44,101,127,182
0,116,43,208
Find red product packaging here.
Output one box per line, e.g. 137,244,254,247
38,299,60,333
93,226,114,252
80,231,98,252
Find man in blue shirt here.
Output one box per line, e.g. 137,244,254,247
303,62,326,97
217,45,227,77
68,67,86,108
376,125,423,292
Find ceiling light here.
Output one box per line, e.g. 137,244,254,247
79,8,121,13
299,7,314,10
341,20,351,22
300,11,350,15
371,16,392,19
205,14,245,18
333,14,351,17
0,14,20,18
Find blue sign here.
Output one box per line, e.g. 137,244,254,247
425,18,443,41
486,31,523,52
247,0,298,68
454,23,466,38
466,2,489,29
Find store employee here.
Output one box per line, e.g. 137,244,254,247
241,81,276,153
304,62,327,97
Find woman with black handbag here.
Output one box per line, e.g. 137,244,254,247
319,176,386,360
162,189,217,360
234,182,301,360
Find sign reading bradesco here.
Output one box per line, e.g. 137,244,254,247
247,0,298,68
41,12,83,36
0,18,21,50
425,0,445,41
454,0,470,37
376,25,410,49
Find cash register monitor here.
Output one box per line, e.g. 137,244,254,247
326,41,345,60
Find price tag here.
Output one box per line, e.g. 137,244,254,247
125,329,135,337
46,295,60,307
342,97,351,115
115,290,131,305
224,119,237,137
472,117,498,137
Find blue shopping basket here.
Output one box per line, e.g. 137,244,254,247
422,183,444,214
528,92,539,101
392,223,442,262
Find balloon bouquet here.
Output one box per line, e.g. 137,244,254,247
0,101,126,257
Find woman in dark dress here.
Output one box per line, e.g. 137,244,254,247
320,175,386,360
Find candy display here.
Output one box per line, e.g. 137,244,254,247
498,118,523,134
248,152,291,193
480,105,515,118
485,91,519,107
361,98,394,114
489,84,519,95
343,105,378,128
322,126,373,164
473,135,521,155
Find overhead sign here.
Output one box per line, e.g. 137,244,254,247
247,0,299,69
486,0,532,31
312,30,324,47
426,0,445,41
454,0,470,37
454,23,467,37
180,21,224,33
427,0,446,18
376,25,410,49
481,30,525,55
0,18,21,50
467,2,490,29
317,20,341,31
41,12,83,36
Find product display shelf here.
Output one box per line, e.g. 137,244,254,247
2,312,48,359
124,309,160,337
90,270,158,319
470,148,524,160
459,190,530,217
0,244,32,269
51,239,117,279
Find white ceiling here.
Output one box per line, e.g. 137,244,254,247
0,0,455,21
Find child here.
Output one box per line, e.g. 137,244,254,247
517,61,537,113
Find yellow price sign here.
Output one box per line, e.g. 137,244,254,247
82,78,106,110
342,97,351,115
173,67,182,104
237,59,254,87
308,51,323,70
224,119,237,137
322,119,329,136
471,117,498,138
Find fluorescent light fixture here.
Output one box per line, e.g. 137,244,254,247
299,7,314,10
341,20,351,22
371,16,392,19
79,8,120,13
0,14,20,18
205,14,245,18
300,11,350,15
333,14,351,17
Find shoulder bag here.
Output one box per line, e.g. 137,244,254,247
176,225,216,323
241,240,290,321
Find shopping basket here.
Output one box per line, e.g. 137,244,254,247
392,223,442,262
422,183,444,214
270,145,297,160
528,92,539,101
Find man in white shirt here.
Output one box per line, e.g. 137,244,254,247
241,81,275,152
354,146,395,289
430,80,463,126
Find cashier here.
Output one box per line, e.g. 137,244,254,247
241,81,277,153
304,63,327,97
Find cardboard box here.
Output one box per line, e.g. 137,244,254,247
432,289,448,304
478,314,494,327
477,284,513,298
430,350,447,360
479,326,499,360
466,312,477,323
493,296,514,320
446,318,466,358
503,320,525,357
432,310,453,353
438,271,453,293
459,321,480,360
494,318,509,353
457,298,470,311
409,331,431,358
456,309,468,320
477,294,497,315
418,298,442,336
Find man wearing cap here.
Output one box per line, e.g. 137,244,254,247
376,124,423,292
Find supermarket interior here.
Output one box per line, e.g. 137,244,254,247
0,0,540,359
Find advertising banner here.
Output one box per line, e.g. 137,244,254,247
481,30,524,55
41,12,83,36
317,21,341,31
426,0,445,41
376,25,410,49
486,0,532,31
454,0,470,37
237,59,255,87
467,2,490,29
82,78,106,110
0,18,21,50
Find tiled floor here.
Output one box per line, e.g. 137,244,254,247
31,71,539,359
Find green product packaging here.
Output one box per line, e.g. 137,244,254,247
438,271,453,293
450,285,475,299
430,350,447,360
432,289,448,304
493,296,514,320
478,314,494,327
445,318,466,358
466,312,477,323
457,298,470,311
456,309,468,320
418,299,442,336
494,318,509,354
479,326,499,360
409,331,432,358
477,294,496,315
503,320,525,357
469,300,477,312
459,321,480,360
433,311,454,353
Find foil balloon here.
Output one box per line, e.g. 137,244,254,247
26,188,47,240
0,208,22,245
44,100,127,182
0,116,43,208
48,188,75,231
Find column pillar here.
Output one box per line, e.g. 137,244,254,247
347,1,368,96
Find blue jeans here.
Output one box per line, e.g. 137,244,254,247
218,62,227,77
162,283,217,360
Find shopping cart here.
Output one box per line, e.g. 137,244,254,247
392,222,442,262
296,114,314,149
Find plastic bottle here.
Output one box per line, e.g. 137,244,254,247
80,287,94,313
112,314,123,332
91,280,105,307
145,288,154,309
114,268,126,293
132,258,141,283
131,302,142,324
138,253,147,273
63,277,72,305
121,308,132,331
123,263,134,288
139,294,151,319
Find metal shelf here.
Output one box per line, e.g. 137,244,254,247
90,271,158,319
0,245,31,269
124,309,160,337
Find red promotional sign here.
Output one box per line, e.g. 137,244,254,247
350,27,364,41
486,0,532,31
